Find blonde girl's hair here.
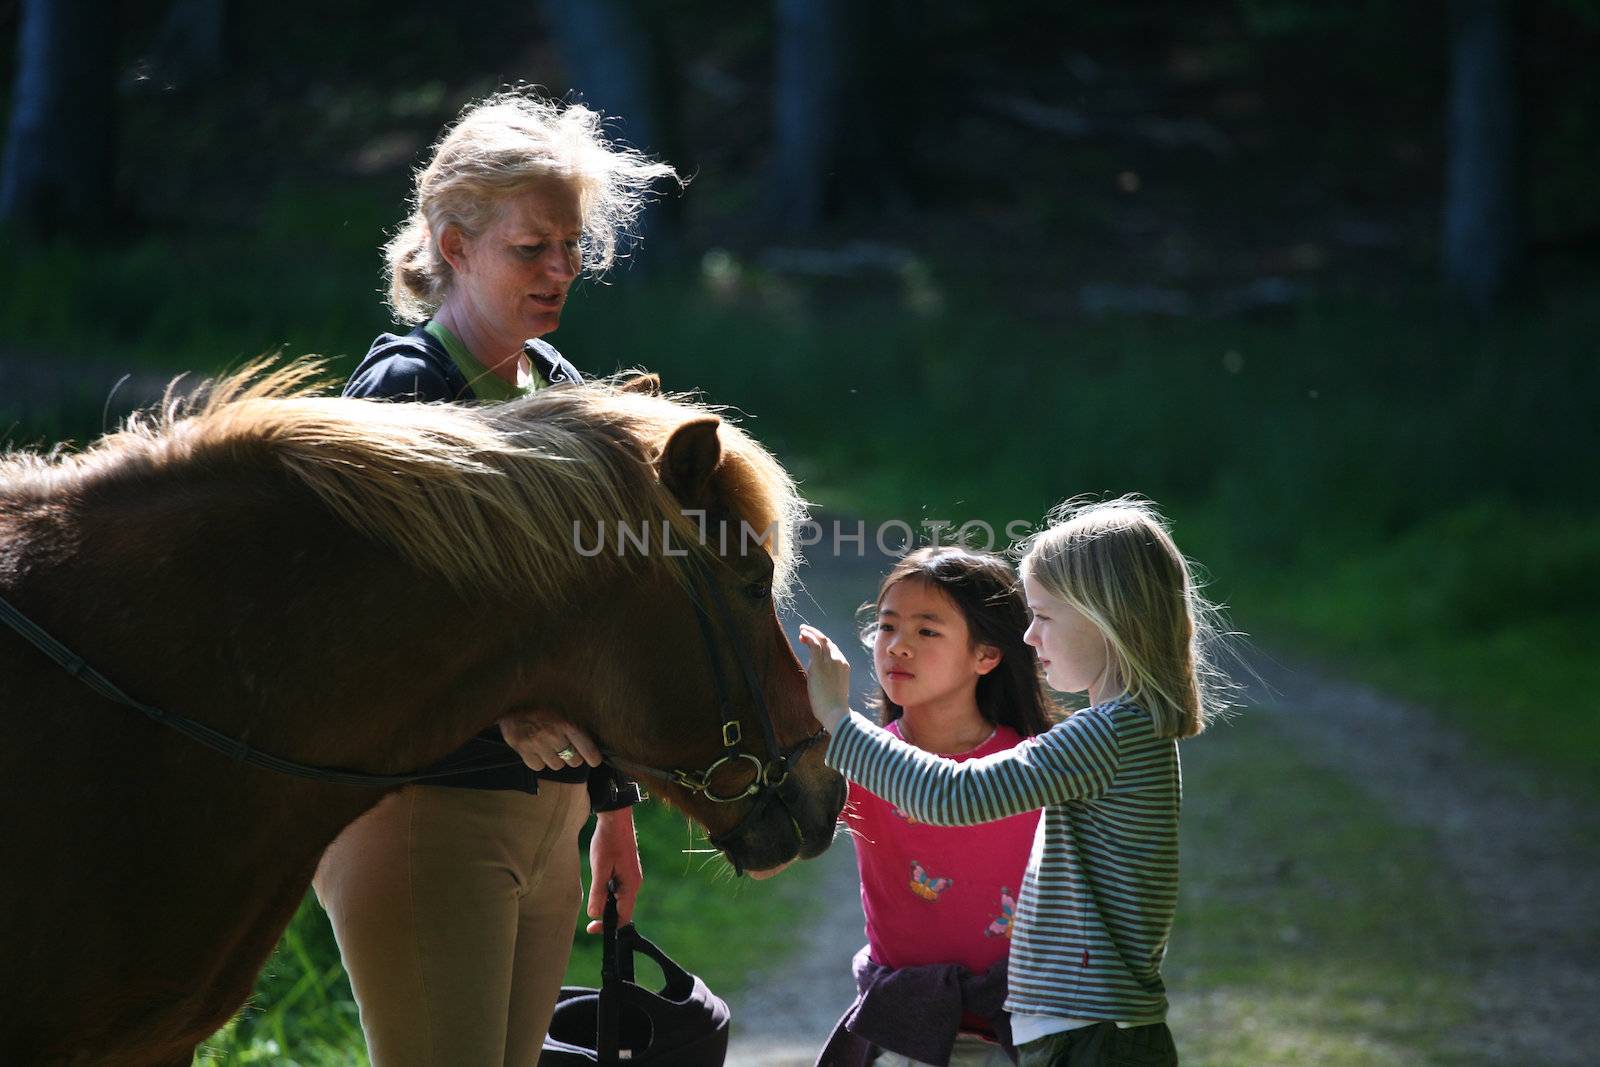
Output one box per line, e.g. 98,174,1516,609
1018,495,1239,739
384,89,682,323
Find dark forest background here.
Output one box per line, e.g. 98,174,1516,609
1,1,1596,1063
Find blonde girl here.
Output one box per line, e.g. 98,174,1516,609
801,497,1234,1067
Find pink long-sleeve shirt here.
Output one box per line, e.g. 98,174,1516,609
846,721,1041,976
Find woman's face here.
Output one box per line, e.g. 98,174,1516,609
447,180,583,340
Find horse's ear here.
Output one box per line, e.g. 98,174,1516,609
618,372,662,396
659,417,722,505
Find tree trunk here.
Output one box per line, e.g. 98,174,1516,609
0,0,118,237
1442,0,1521,310
540,0,660,152
770,0,843,235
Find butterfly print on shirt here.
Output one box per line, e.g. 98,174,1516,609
909,860,953,901
985,887,1016,938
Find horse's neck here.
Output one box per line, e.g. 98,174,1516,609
21,469,576,781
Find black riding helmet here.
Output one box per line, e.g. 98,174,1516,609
539,883,730,1066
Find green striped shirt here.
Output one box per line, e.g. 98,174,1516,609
825,699,1181,1024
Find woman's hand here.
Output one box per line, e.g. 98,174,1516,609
497,711,602,770
587,808,643,933
797,624,852,732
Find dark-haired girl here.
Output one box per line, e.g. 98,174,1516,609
817,547,1057,1067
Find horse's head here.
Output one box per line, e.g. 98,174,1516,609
567,384,845,875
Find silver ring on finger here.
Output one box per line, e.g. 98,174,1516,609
555,746,577,762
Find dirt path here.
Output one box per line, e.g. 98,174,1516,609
1247,656,1600,1067
727,544,1599,1067
0,346,176,429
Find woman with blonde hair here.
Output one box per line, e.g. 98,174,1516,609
315,90,678,1067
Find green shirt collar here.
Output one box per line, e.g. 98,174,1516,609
424,320,542,402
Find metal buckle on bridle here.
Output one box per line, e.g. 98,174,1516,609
688,752,765,803
760,756,791,788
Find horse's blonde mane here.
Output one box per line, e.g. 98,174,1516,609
0,360,807,603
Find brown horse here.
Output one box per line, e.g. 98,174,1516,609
0,363,845,1066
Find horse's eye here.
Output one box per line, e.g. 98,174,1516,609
745,580,771,602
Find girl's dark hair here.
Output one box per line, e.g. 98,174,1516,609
860,546,1058,737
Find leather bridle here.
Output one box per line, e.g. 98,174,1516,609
598,550,825,867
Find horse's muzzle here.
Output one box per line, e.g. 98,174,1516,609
712,766,846,875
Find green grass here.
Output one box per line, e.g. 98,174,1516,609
1168,711,1483,1067
1193,504,1600,787
560,802,830,994
195,894,363,1066
0,181,389,377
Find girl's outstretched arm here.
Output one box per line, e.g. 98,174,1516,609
799,625,1121,827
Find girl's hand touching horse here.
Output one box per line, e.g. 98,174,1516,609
798,624,852,731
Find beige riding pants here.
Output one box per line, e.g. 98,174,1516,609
313,781,590,1067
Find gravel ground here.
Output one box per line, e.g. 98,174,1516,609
1248,655,1600,1067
